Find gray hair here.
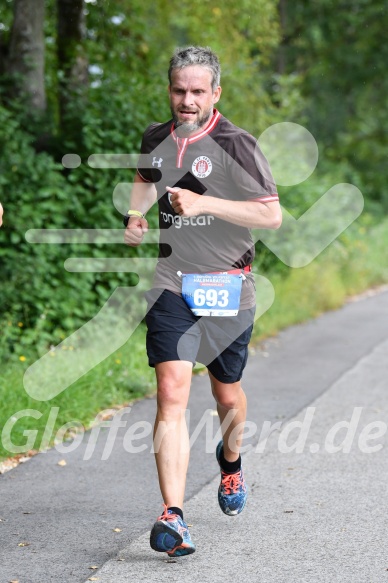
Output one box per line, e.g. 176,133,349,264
168,46,221,91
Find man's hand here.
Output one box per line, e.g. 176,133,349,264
124,216,148,246
166,186,203,217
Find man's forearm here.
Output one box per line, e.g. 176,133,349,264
201,196,282,230
129,174,157,215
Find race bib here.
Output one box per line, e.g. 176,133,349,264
181,273,243,316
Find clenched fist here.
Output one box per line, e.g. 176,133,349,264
124,216,148,246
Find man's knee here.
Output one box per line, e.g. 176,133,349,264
211,379,243,410
156,361,192,412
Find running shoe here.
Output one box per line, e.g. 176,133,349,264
216,440,248,516
150,504,195,556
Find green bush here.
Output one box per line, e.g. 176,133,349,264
0,99,157,362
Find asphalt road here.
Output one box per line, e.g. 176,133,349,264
1,288,387,583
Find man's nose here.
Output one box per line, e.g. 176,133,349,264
181,92,194,106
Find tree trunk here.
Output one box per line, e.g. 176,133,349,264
277,0,287,74
57,0,88,142
7,0,46,111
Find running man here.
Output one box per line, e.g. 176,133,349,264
124,46,281,556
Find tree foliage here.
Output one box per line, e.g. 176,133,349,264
278,0,388,205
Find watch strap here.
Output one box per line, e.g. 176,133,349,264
126,209,145,218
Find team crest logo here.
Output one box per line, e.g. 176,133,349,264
192,156,212,178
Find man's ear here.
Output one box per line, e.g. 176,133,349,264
213,86,222,104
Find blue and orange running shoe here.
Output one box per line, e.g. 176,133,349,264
216,440,248,516
150,504,196,556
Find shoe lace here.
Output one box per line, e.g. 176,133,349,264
221,470,244,495
157,504,187,539
157,503,177,521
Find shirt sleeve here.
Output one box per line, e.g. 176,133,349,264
136,123,160,183
226,132,279,202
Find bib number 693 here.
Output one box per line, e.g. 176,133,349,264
193,288,229,308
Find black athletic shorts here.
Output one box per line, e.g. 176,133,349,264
144,289,255,383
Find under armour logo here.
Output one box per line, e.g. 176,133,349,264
152,157,163,167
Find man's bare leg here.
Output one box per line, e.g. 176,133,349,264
209,371,248,516
209,371,247,460
154,360,193,509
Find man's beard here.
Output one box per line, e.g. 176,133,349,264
172,106,213,137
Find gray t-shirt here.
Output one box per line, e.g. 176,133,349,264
137,109,278,309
